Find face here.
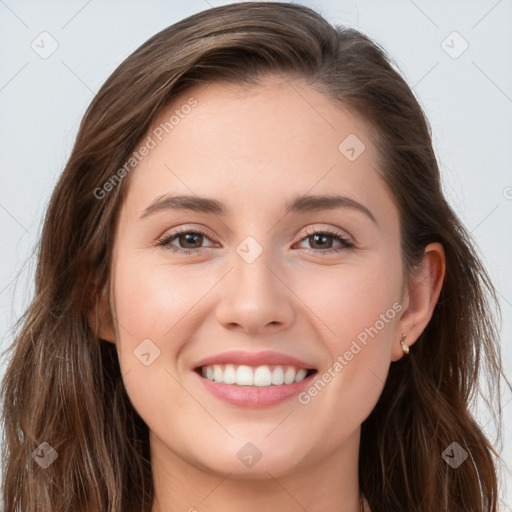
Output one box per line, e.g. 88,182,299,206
103,76,409,478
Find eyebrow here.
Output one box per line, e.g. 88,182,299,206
140,193,377,224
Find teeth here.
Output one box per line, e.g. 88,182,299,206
223,364,236,384
200,364,312,387
213,365,223,383
271,366,284,385
254,366,272,386
294,368,307,382
284,366,296,384
236,365,254,385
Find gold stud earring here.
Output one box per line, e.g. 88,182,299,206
400,333,409,355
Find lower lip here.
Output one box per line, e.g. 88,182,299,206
193,370,317,408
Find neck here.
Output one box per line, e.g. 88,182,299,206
150,428,365,512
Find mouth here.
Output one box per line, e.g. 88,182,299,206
194,364,317,387
192,363,318,408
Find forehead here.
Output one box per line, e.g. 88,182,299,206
121,76,394,223
152,76,374,157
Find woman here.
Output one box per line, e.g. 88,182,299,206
0,2,507,511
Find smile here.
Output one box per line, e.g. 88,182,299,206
196,364,316,386
193,364,318,408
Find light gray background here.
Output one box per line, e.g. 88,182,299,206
0,0,511,509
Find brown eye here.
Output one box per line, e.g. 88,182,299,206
157,229,215,254
307,233,335,250
296,229,354,255
175,232,204,249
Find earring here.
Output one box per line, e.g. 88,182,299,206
400,333,409,355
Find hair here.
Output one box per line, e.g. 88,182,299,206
1,2,508,511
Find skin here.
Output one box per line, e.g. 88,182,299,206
97,75,445,512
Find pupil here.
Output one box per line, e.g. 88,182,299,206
312,234,331,249
182,233,201,248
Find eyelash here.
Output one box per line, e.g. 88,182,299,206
157,227,355,256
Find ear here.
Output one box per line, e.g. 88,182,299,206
88,285,116,344
392,242,446,361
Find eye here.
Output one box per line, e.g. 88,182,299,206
157,226,355,255
295,228,354,255
157,228,216,254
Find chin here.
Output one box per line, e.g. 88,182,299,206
191,444,311,479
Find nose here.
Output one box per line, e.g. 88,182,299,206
215,247,295,335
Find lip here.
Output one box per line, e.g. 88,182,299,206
192,350,316,371
192,368,318,408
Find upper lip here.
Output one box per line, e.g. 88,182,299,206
193,350,316,370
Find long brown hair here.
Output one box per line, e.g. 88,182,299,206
1,2,508,511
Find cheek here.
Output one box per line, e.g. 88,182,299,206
109,252,230,400
108,254,186,380
109,254,206,432
302,257,402,417
313,255,402,347
112,252,214,340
